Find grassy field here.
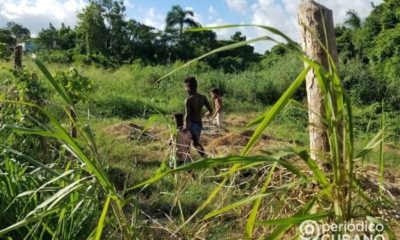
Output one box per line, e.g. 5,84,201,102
91,112,400,238
74,62,400,238
1,58,400,239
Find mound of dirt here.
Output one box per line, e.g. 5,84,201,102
105,122,156,141
106,122,143,136
206,129,272,148
208,132,251,147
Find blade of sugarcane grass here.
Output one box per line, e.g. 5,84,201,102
2,100,114,192
262,197,319,240
355,127,387,160
31,177,89,215
32,57,73,106
156,35,273,82
352,178,398,210
245,67,312,129
127,156,304,190
296,149,329,188
33,58,101,166
0,202,80,236
379,101,385,196
367,216,396,240
257,212,332,226
187,24,300,52
95,194,112,240
245,162,277,238
298,21,338,73
151,25,310,234
173,166,234,234
202,193,270,220
2,101,133,238
5,170,76,213
242,65,311,155
0,145,66,180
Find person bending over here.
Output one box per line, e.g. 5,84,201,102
172,113,192,166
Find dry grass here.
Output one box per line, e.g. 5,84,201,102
93,113,400,239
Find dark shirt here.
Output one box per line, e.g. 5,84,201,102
185,93,212,126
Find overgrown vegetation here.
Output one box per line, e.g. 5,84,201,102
0,0,400,239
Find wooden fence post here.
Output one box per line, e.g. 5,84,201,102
298,0,339,166
14,45,23,69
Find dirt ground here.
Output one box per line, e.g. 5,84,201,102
102,113,400,238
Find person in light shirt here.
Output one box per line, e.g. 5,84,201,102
210,88,223,128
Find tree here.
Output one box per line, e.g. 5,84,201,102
104,0,130,62
335,26,356,62
126,20,160,62
231,31,246,42
6,22,30,42
54,68,92,137
344,10,362,30
0,28,15,45
165,5,200,35
76,2,108,55
37,23,76,50
58,23,76,50
38,23,58,49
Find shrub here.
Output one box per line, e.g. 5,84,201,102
37,49,74,64
0,42,12,59
340,60,386,105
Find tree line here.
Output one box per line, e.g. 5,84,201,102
0,0,399,108
0,0,261,72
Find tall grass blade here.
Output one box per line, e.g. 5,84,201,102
379,101,385,196
95,195,112,240
242,65,310,155
32,57,73,105
188,24,301,51
245,163,277,238
257,212,332,225
263,197,317,240
157,35,272,81
203,194,269,220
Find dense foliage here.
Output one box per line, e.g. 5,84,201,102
336,0,400,109
1,1,399,108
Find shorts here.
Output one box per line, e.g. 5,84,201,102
188,122,202,146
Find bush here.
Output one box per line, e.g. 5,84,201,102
90,97,161,119
0,42,12,59
340,60,386,105
37,49,74,64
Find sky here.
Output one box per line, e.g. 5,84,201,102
0,0,384,53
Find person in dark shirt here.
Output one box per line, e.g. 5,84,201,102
184,76,212,158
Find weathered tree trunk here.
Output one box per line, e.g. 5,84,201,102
14,45,23,69
298,0,338,166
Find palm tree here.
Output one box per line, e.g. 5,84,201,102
165,5,200,36
344,10,362,30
